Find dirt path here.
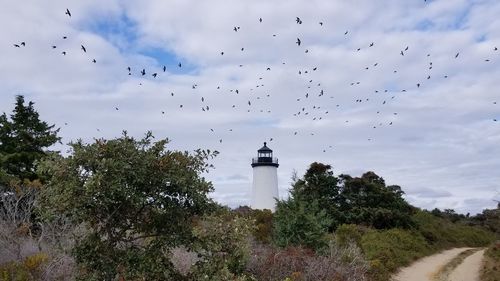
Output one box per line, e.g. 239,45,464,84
448,249,485,281
391,248,472,281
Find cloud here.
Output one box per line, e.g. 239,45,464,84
1,0,499,214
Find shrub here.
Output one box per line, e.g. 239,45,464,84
246,240,368,281
251,209,273,244
189,212,254,280
480,241,500,281
38,132,220,280
360,228,432,280
0,253,48,281
273,198,331,251
412,210,496,248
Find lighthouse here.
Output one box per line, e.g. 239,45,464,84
251,142,279,211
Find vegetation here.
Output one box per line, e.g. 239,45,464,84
480,241,500,281
0,95,60,183
272,198,331,251
0,95,497,280
290,162,415,231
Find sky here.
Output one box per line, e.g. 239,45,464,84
0,0,499,214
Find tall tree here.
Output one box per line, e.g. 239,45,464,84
0,95,60,182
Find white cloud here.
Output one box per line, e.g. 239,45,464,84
1,0,499,214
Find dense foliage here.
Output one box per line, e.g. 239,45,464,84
286,162,415,231
480,241,500,281
273,198,331,251
0,96,60,183
38,132,226,280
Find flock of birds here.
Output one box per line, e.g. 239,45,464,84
11,5,499,153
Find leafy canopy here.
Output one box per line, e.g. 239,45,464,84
288,162,415,230
38,132,220,280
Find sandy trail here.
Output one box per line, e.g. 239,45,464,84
391,248,472,281
448,249,485,281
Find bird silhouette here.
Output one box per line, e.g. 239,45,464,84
65,8,71,17
296,38,301,46
81,45,86,52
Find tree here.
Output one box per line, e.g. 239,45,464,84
337,172,415,229
0,95,60,183
291,162,341,230
290,163,414,230
38,132,221,280
273,197,332,251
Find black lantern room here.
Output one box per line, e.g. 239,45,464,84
251,142,279,167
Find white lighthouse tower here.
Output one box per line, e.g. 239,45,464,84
251,142,279,211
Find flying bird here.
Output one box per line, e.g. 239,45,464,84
81,45,86,52
455,52,460,58
296,38,301,46
65,8,71,17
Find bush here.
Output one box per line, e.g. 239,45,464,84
246,240,368,281
251,209,273,244
38,132,220,280
273,198,331,251
0,253,48,281
360,228,432,280
412,210,496,248
189,212,254,280
480,241,500,281
335,224,365,247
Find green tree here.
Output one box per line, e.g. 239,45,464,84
38,132,221,280
291,162,341,230
338,172,415,229
273,197,332,251
0,95,60,183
